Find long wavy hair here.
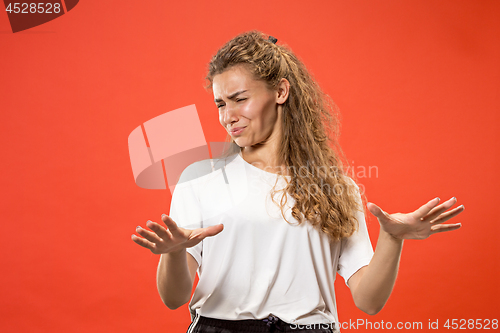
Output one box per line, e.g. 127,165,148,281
205,30,366,241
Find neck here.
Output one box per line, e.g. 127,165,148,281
239,105,288,174
240,144,288,175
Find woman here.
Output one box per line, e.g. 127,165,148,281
131,31,464,333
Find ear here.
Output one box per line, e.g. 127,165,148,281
276,78,290,105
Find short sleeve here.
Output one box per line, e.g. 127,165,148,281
337,180,374,286
168,163,204,266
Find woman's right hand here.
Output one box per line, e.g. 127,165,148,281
131,214,224,255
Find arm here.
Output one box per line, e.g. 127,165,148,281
156,250,199,309
347,197,464,315
347,230,403,315
132,214,223,309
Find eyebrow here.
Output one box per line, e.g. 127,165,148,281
214,90,248,103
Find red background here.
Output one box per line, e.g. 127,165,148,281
1,1,498,332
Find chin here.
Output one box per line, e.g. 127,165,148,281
233,138,249,148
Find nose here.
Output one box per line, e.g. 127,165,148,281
221,103,239,126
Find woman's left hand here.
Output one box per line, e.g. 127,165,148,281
367,197,464,240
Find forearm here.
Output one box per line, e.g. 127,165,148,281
351,229,403,315
156,249,193,309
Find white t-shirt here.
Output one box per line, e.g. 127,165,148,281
168,152,374,326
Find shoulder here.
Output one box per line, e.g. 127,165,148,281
341,174,360,192
177,159,213,185
177,153,240,186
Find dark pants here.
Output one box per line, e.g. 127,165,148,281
187,315,337,333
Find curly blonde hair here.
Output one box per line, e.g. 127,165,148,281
205,30,366,241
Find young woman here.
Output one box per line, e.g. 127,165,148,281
131,31,464,333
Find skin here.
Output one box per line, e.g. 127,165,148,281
213,64,290,174
131,64,465,313
349,198,463,314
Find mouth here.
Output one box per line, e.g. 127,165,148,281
229,127,246,136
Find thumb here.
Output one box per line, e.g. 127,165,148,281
192,224,224,240
204,223,224,237
367,202,387,220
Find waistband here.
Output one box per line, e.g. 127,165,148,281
195,315,336,333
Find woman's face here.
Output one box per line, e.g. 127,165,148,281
212,65,288,149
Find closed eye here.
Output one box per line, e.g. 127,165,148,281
217,98,246,109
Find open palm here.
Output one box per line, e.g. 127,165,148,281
367,197,464,240
131,214,224,254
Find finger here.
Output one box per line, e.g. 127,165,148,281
146,220,172,240
366,202,389,220
203,224,224,237
421,197,457,221
413,197,441,219
430,205,465,224
136,225,163,243
131,234,156,250
430,223,462,234
190,224,224,241
161,214,183,238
